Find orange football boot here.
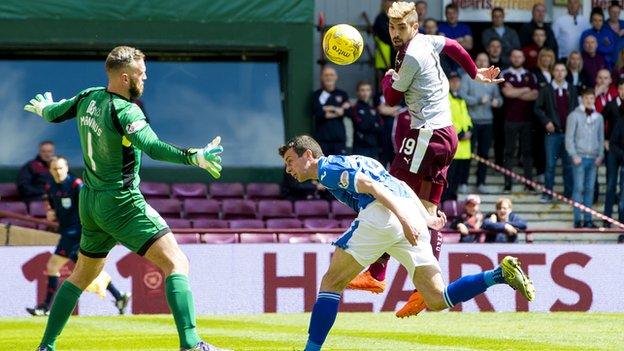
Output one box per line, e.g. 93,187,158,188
395,291,426,318
346,271,386,294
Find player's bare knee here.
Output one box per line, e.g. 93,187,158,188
46,258,62,276
320,270,348,293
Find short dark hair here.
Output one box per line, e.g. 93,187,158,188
445,3,458,12
492,7,504,16
610,1,621,9
590,7,605,19
618,78,624,87
532,27,546,35
487,38,502,46
278,135,324,158
39,140,54,147
581,87,595,96
356,80,371,90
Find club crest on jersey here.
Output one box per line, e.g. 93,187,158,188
336,96,343,103
339,170,349,189
61,197,72,209
126,120,147,134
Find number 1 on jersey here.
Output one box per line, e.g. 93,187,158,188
87,131,97,171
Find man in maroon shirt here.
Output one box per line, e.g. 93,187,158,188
501,49,539,192
581,35,607,88
17,141,55,202
534,62,578,202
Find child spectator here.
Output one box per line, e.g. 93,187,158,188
451,194,483,243
566,88,604,228
350,81,382,160
482,198,527,243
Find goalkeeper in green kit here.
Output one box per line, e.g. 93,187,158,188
25,46,229,351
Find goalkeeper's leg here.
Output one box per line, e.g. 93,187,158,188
39,253,106,350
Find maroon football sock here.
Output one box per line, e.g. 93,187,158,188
367,253,391,281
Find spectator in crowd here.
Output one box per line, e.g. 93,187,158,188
534,62,577,203
607,1,624,37
423,18,438,35
444,72,473,199
566,88,604,228
553,0,590,60
450,194,483,243
580,8,617,68
519,3,559,57
601,79,624,225
594,68,618,113
373,0,396,82
312,66,350,155
581,35,607,88
532,48,558,183
612,49,624,82
481,7,521,67
415,0,427,32
487,38,509,70
522,27,548,71
482,198,527,243
17,140,55,202
438,3,473,51
374,93,403,168
350,81,382,160
501,49,539,193
460,53,502,193
566,50,590,91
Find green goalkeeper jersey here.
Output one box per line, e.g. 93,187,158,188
42,87,193,191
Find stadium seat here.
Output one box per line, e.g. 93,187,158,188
441,200,459,222
313,233,341,243
0,218,38,229
266,218,302,229
330,200,356,220
28,201,48,218
239,233,277,243
246,182,281,200
303,218,341,229
173,233,201,244
0,183,19,201
171,183,208,199
146,199,182,218
278,234,315,243
139,182,170,199
192,218,229,229
443,233,461,243
221,199,257,219
201,233,238,244
340,219,353,229
209,182,245,199
184,199,220,219
165,218,192,229
229,219,265,229
294,200,330,219
0,201,28,215
257,200,294,219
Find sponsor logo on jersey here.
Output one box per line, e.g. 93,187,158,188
126,120,147,134
320,171,327,181
339,170,349,189
86,100,102,117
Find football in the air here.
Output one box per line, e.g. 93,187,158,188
322,24,364,65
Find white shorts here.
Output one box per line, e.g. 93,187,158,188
333,198,438,278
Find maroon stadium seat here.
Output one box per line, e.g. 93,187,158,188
229,219,265,229
184,199,220,219
294,200,330,219
221,199,257,219
201,233,238,244
303,218,341,229
278,234,315,243
246,182,281,200
146,199,182,218
313,233,341,243
171,183,208,199
173,233,201,244
257,200,293,219
239,233,277,243
139,182,170,199
340,219,353,229
0,201,28,215
0,218,38,229
165,218,192,229
192,218,229,229
331,200,356,220
266,218,302,229
209,182,244,199
0,183,19,201
29,201,48,218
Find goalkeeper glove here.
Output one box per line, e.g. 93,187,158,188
189,136,223,179
24,92,55,117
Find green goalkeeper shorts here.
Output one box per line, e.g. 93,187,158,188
78,187,170,258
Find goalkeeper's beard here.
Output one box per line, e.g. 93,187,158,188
129,79,143,100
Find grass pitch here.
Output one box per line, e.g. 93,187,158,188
1,312,622,350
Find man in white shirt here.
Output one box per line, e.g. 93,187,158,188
553,0,590,60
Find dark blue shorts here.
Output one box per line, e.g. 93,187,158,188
55,235,81,262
